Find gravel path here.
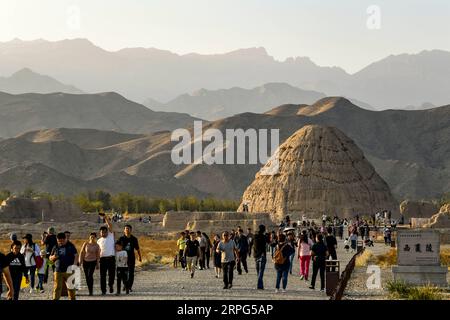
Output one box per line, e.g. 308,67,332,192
6,239,387,300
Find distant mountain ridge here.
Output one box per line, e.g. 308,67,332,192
0,91,200,138
0,68,83,94
2,38,448,109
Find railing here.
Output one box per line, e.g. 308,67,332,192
329,247,365,300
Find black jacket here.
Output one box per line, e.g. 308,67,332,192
253,232,268,259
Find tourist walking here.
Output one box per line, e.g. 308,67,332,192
212,234,222,278
235,228,249,275
286,232,296,275
42,227,57,283
273,233,295,293
36,250,47,293
97,214,116,295
253,225,268,290
309,234,328,291
350,231,358,252
197,231,207,270
217,231,239,289
119,224,142,291
184,232,200,278
325,227,338,271
177,232,187,270
49,233,78,300
247,228,254,258
202,232,212,269
298,231,313,280
7,241,28,300
20,233,40,294
115,240,129,295
79,232,100,296
269,231,277,258
0,250,14,300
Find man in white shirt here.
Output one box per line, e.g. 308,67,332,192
97,214,115,295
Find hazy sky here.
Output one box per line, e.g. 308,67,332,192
0,0,449,73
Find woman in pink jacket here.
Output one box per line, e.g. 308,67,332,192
298,231,314,281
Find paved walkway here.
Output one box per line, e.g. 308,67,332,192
10,239,390,300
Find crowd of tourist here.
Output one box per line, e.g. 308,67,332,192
0,214,141,300
0,211,396,300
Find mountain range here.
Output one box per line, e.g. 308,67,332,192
0,96,447,201
0,91,199,138
0,68,83,94
1,39,449,110
143,82,375,120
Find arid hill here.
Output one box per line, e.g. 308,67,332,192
0,91,199,138
0,98,448,201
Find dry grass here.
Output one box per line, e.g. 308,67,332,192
355,249,374,267
0,238,177,267
386,280,444,300
376,248,398,267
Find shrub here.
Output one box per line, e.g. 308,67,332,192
355,249,374,267
386,280,443,300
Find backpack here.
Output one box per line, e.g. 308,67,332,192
273,243,287,265
34,255,44,269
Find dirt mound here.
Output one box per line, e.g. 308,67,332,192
400,200,439,220
238,125,398,221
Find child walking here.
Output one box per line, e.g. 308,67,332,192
36,250,47,293
115,241,129,295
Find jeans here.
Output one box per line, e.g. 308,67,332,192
199,247,206,269
37,273,45,290
44,263,55,283
83,260,97,295
25,266,37,289
255,255,267,289
179,250,186,268
275,266,289,290
222,261,235,287
128,259,136,290
117,267,129,294
100,256,116,294
288,253,295,274
237,252,248,274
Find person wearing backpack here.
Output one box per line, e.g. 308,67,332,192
273,233,295,293
309,234,328,292
20,234,40,294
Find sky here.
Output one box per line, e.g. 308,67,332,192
0,0,449,73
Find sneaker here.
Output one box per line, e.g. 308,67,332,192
40,290,45,294
223,286,228,289
126,290,130,295
299,275,304,280
281,289,287,293
275,289,279,293
309,286,315,290
228,284,232,289
115,293,120,296
29,288,34,294
190,273,194,278
109,287,114,294
320,289,325,292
